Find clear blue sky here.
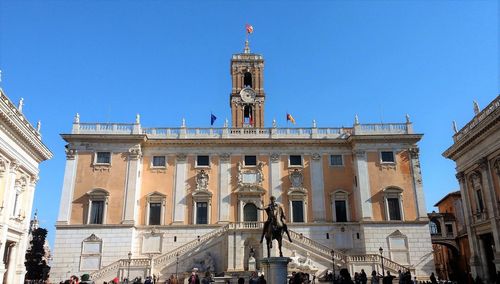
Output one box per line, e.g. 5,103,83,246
0,0,498,246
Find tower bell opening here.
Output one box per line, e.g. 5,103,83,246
244,72,253,88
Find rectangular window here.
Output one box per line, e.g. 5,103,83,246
197,155,210,167
149,203,162,225
330,155,343,166
445,224,453,236
152,156,166,168
289,155,302,166
292,201,304,223
196,202,208,224
335,200,348,222
244,155,257,166
381,151,395,163
90,201,104,224
387,198,402,220
96,152,111,164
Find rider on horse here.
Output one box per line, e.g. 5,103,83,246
259,196,292,243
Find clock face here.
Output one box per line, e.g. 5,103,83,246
240,87,256,103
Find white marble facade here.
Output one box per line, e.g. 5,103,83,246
0,89,52,284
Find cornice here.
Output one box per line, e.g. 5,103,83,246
348,134,423,144
0,90,52,162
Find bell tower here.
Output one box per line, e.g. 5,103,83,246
230,40,265,128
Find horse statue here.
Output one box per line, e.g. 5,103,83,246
259,196,292,258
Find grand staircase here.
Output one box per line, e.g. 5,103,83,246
89,223,410,282
284,229,411,275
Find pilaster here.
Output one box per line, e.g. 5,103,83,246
456,172,482,278
408,148,428,220
218,153,231,223
353,150,372,220
173,154,187,223
269,153,282,202
122,147,142,225
57,148,78,225
477,158,500,257
310,153,325,222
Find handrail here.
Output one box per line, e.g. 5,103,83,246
90,225,229,281
154,224,230,266
286,230,347,263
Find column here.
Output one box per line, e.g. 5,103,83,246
269,153,282,202
456,172,482,278
408,148,428,220
310,153,325,222
353,150,372,220
218,153,231,223
5,243,17,284
122,147,142,224
173,154,187,223
493,159,500,271
478,158,500,271
57,149,78,225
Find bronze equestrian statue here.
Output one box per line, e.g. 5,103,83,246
259,196,292,257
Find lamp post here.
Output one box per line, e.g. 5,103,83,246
127,251,132,281
175,252,179,280
330,250,336,283
379,247,384,276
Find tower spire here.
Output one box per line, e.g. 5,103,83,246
244,40,250,54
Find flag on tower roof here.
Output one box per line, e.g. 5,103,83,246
246,24,254,34
286,113,296,124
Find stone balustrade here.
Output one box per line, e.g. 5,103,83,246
453,95,500,142
71,123,412,138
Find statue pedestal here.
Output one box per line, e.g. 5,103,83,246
248,256,256,271
260,257,290,284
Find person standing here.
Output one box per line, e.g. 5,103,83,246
360,270,367,284
430,273,437,284
371,271,380,284
188,271,200,284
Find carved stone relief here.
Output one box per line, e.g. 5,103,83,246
311,153,321,161
176,153,187,162
289,169,304,189
196,169,209,191
220,153,230,162
270,153,280,163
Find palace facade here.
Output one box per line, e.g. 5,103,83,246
0,89,52,284
443,95,500,283
51,42,434,282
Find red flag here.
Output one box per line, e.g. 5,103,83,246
246,24,254,34
249,112,254,125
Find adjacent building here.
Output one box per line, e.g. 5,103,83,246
429,191,470,281
443,95,500,282
0,89,52,283
51,41,434,283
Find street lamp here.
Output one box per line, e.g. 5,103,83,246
175,252,179,280
379,247,384,276
330,250,336,283
127,251,132,281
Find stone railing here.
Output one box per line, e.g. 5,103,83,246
229,222,263,229
73,123,141,134
153,224,230,267
90,225,229,282
287,230,347,263
89,259,127,281
70,123,413,138
353,123,412,135
347,254,411,274
453,95,500,142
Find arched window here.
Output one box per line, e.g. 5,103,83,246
243,203,258,221
244,72,253,88
429,220,441,235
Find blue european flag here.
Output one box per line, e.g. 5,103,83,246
210,113,217,126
